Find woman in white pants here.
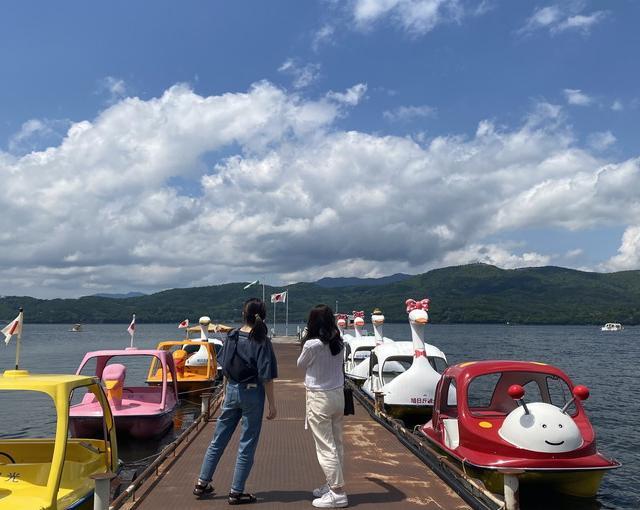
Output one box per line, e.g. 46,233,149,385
297,304,348,508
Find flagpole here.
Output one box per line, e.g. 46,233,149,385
262,277,265,303
273,298,276,337
285,289,289,337
15,308,23,370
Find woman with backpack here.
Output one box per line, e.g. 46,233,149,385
297,304,348,508
193,298,278,505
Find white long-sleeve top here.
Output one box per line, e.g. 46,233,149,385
296,338,344,391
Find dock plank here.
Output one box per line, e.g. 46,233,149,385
134,343,468,509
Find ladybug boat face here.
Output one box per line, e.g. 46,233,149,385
499,402,583,453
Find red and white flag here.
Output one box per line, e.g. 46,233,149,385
178,319,189,329
270,291,287,303
2,311,23,345
127,314,136,337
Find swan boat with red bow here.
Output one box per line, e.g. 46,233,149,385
418,360,620,498
361,298,450,420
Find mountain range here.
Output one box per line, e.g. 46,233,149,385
1,264,639,325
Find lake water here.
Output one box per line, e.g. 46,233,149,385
0,323,637,509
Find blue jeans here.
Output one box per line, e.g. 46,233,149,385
198,381,265,493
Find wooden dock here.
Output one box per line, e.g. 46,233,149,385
127,342,469,509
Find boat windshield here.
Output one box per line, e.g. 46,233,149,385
428,356,448,373
467,371,576,417
78,354,152,385
0,389,56,482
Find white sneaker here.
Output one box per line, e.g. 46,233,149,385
312,489,348,508
312,484,330,498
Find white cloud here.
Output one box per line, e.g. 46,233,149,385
564,248,583,259
312,24,336,51
352,0,466,35
439,244,551,269
326,83,368,106
564,88,592,106
602,226,640,271
611,100,623,112
587,131,616,151
8,118,71,155
278,59,321,89
1,83,640,298
383,104,436,122
98,76,128,103
520,4,606,36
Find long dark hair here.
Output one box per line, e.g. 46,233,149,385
243,298,268,343
305,304,343,356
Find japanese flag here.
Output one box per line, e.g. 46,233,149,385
178,319,189,329
270,291,287,303
2,311,23,345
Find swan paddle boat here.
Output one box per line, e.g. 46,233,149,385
363,298,449,420
0,369,118,510
419,360,620,498
345,308,397,384
601,322,623,332
336,314,348,336
146,339,218,394
183,316,224,379
70,348,179,440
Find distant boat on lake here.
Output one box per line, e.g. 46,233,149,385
69,323,82,332
601,323,623,332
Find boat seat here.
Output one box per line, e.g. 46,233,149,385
442,418,460,449
173,350,188,375
102,364,127,407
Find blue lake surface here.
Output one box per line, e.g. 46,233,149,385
0,322,637,509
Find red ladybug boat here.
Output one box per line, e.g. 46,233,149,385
419,360,620,498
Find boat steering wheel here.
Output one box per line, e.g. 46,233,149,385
0,452,16,464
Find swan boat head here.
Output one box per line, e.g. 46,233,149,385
371,308,385,344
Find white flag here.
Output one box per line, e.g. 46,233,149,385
2,311,23,345
178,319,189,329
243,279,259,290
127,314,136,337
270,291,287,303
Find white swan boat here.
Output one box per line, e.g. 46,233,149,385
601,322,623,331
342,311,374,370
362,298,451,420
184,316,224,378
345,308,399,384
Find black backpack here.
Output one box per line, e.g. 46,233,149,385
222,331,259,383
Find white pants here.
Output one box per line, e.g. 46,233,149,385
307,387,345,489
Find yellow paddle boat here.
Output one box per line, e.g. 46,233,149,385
0,369,118,510
146,340,218,394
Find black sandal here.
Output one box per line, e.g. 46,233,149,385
228,491,257,505
193,481,214,498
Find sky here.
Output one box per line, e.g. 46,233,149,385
1,0,639,298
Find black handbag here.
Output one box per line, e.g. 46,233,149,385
343,360,355,415
343,384,355,415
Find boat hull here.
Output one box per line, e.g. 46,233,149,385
384,403,433,422
477,467,607,498
70,410,174,440
419,429,617,498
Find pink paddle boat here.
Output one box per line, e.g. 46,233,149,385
70,348,179,440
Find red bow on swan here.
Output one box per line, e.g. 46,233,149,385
352,311,365,318
337,314,348,321
405,298,430,313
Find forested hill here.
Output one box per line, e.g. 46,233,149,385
1,264,639,325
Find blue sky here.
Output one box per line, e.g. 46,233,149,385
1,1,639,297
